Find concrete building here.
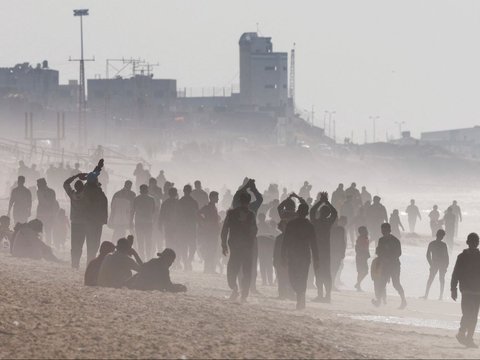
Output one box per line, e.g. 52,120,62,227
87,75,177,122
0,61,59,106
421,126,480,157
239,32,289,108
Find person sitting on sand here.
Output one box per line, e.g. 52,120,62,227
97,237,143,288
10,219,61,262
126,248,187,292
84,241,116,286
0,215,13,249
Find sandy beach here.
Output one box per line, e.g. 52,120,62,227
0,247,479,359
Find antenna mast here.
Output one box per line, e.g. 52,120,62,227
289,43,296,110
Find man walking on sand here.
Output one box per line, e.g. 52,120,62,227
451,232,480,348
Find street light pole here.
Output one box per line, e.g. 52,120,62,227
369,115,380,143
395,121,406,137
73,9,89,147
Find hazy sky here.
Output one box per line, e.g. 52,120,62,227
1,0,480,141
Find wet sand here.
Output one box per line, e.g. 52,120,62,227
0,250,479,359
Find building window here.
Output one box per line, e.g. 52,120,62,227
265,84,278,89
283,66,287,71
265,66,277,71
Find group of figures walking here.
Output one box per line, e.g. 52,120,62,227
0,160,479,348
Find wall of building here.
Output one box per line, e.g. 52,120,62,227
238,32,289,108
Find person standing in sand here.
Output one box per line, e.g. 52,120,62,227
372,223,407,309
282,203,319,310
421,229,449,300
221,191,257,303
451,232,480,348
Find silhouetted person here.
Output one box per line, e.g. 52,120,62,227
282,203,319,310
221,192,257,302
366,196,388,247
451,232,480,348
109,180,136,240
232,178,263,293
451,200,462,238
0,216,13,248
345,182,362,212
159,187,179,257
355,226,370,291
8,176,32,225
405,199,421,233
191,180,209,209
84,241,116,286
331,216,347,290
372,223,407,309
36,178,59,245
221,189,233,210
331,183,345,212
64,173,88,268
310,191,337,303
148,177,163,211
354,201,369,231
257,213,276,286
126,249,187,292
198,191,221,273
133,163,149,191
443,207,456,252
17,160,29,178
360,186,372,205
267,199,281,224
156,170,167,188
340,195,356,247
429,205,441,237
299,181,312,200
273,220,294,299
163,181,174,201
97,237,143,288
422,229,449,300
83,161,108,264
11,219,60,262
176,184,199,271
133,184,156,259
278,193,305,225
148,177,163,252
389,209,405,239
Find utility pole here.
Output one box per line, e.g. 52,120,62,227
289,44,296,110
369,115,379,143
71,9,94,147
327,111,336,139
394,121,405,137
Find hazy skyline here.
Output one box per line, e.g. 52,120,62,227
1,0,480,141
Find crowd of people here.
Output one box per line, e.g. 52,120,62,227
0,159,479,348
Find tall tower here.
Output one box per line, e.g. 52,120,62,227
238,32,288,108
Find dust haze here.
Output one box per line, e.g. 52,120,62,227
1,1,480,359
